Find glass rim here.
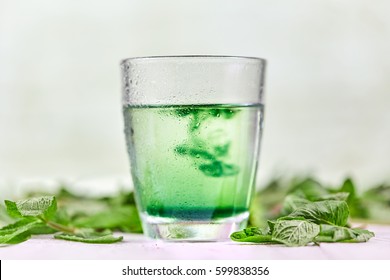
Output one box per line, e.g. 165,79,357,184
120,55,266,65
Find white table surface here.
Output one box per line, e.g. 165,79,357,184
1,224,389,260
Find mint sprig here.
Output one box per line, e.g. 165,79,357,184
231,194,375,246
272,219,320,246
0,196,123,245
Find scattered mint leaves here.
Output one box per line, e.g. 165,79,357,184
0,196,123,245
314,224,356,242
337,178,369,219
1,175,385,247
232,188,375,246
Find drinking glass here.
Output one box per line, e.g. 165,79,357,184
121,56,266,241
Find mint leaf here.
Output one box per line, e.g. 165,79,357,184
272,219,320,246
6,196,57,219
230,227,273,243
235,176,377,246
2,194,128,245
315,224,375,243
286,200,349,226
290,178,328,200
0,204,16,228
199,161,239,177
4,201,23,219
314,192,350,201
54,229,123,244
0,219,42,244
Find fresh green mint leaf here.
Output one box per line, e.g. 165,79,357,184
272,219,320,246
0,219,43,244
315,224,374,243
6,196,57,219
286,200,349,226
230,227,273,243
54,229,123,244
2,231,31,244
4,200,23,219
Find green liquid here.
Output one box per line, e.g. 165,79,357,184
123,104,263,221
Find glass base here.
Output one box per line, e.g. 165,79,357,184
140,212,249,241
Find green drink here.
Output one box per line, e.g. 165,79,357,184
121,56,266,240
123,104,263,239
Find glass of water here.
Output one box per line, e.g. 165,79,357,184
121,56,266,241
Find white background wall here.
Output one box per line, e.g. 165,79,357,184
1,0,389,194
